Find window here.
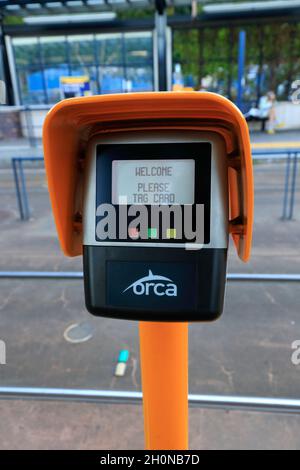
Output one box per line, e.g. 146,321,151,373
69,35,95,66
124,32,153,65
96,33,123,65
12,32,154,105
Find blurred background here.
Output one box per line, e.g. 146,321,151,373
0,0,300,451
1,0,300,141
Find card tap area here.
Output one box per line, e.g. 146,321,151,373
43,92,253,322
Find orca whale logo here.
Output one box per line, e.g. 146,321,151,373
123,269,177,297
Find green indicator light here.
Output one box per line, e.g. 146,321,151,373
148,228,158,239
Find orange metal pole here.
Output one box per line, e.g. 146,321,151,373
139,322,189,450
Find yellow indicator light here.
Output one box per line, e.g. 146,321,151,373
166,229,177,239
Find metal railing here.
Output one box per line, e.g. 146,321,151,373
0,271,300,281
0,270,299,413
11,156,43,220
282,152,299,220
253,149,299,220
0,386,300,415
0,105,50,149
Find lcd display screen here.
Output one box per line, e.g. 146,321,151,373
112,159,195,205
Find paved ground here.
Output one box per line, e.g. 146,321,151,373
2,400,300,450
250,130,300,148
0,142,299,448
251,129,299,141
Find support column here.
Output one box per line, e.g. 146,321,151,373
0,17,14,105
139,322,189,450
155,0,168,91
237,30,246,110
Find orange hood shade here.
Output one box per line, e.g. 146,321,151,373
43,91,253,262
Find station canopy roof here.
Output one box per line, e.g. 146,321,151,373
1,1,300,20
0,0,189,16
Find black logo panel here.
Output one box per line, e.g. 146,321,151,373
106,261,197,311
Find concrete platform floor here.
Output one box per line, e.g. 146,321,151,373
1,400,300,450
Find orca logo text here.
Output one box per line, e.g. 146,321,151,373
123,270,177,297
